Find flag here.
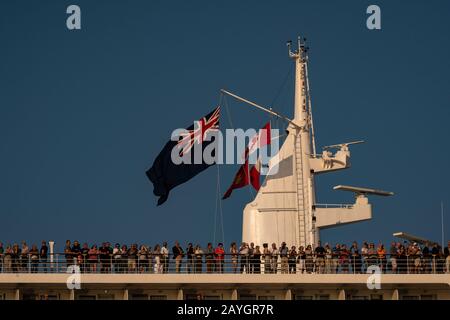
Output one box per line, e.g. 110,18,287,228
222,158,249,199
246,122,270,192
249,159,261,191
223,122,271,200
246,122,271,157
146,106,220,205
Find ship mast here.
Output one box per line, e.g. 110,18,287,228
288,36,316,247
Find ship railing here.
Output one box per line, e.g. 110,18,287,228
314,203,354,209
0,253,449,275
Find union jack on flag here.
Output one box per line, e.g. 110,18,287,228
176,106,220,156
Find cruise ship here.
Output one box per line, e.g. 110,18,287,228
1,37,449,301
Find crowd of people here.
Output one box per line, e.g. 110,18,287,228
0,239,449,275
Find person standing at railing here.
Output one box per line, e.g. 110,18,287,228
112,243,122,274
20,241,29,272
253,246,262,274
3,245,12,273
12,243,20,273
205,243,215,273
194,244,203,274
367,243,377,271
186,243,195,274
430,243,439,274
39,241,48,273
332,244,340,274
120,245,128,273
297,246,305,274
444,241,450,274
71,241,82,272
422,243,431,274
350,242,360,274
288,245,297,274
270,243,279,274
161,242,169,274
172,241,184,273
238,242,248,273
360,242,368,273
29,244,39,273
99,243,110,273
414,243,422,274
388,242,397,274
406,243,417,274
138,245,149,273
437,244,445,273
305,245,313,274
0,242,3,273
153,244,163,274
248,243,255,274
262,243,271,274
230,242,238,274
88,244,98,273
324,243,332,274
340,244,350,274
397,244,406,274
314,241,325,274
215,243,225,273
64,240,72,271
279,242,289,274
377,243,386,273
128,244,138,273
148,244,154,274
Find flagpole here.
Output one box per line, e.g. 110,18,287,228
220,89,301,129
441,201,445,246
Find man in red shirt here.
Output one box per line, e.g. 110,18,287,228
215,243,225,273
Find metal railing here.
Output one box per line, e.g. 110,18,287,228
314,203,354,209
0,253,449,275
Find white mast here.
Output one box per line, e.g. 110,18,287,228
241,37,316,248
289,36,316,246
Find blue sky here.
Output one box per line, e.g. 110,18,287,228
1,0,449,252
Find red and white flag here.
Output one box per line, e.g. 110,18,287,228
224,122,270,200
246,122,271,158
249,159,262,191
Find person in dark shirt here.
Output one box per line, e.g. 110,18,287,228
99,243,111,273
205,243,215,274
431,243,440,274
71,240,82,270
186,243,194,274
253,246,261,274
64,240,72,268
71,241,81,255
172,241,185,273
0,242,4,273
80,243,90,273
314,241,325,274
288,246,297,274
29,244,39,273
350,242,361,274
444,241,450,274
39,241,48,273
422,243,430,273
127,244,138,273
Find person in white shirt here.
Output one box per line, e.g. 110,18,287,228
153,244,162,274
161,242,169,273
112,243,122,273
270,243,279,274
239,242,249,273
